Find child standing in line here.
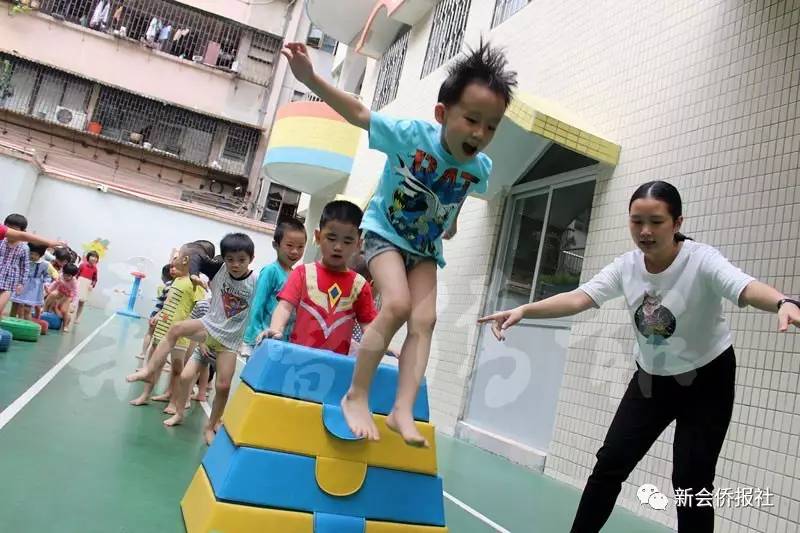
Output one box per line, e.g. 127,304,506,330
75,251,100,324
137,264,176,361
129,245,203,407
260,201,377,357
282,40,517,445
0,214,31,317
129,233,257,445
10,244,51,320
241,218,307,357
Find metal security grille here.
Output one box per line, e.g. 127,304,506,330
34,0,282,86
491,0,529,28
371,28,410,110
0,53,260,177
0,54,93,129
421,0,471,78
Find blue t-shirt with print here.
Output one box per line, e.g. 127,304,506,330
361,112,492,268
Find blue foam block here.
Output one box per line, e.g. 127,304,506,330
322,404,361,441
315,513,365,533
242,340,430,422
40,312,62,331
204,427,445,526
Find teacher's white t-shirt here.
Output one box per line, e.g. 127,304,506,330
579,240,754,376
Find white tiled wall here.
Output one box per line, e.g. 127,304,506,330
344,0,800,529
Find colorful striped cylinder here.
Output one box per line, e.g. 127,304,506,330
263,102,362,194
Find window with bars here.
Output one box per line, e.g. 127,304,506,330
33,0,282,86
0,53,261,177
421,0,472,78
260,182,302,225
371,28,410,110
491,0,530,28
0,55,92,128
306,24,337,54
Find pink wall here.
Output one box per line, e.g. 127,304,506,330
0,11,268,128
0,115,230,200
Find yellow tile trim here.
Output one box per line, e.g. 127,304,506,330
181,468,449,533
504,94,621,166
224,384,438,475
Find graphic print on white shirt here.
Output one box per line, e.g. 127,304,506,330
633,291,677,344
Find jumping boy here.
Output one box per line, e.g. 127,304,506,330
281,40,517,445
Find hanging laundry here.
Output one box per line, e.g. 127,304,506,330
90,0,110,29
112,5,124,28
145,17,162,43
158,23,173,43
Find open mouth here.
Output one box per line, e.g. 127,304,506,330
462,143,478,157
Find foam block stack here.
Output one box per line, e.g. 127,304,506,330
181,340,448,533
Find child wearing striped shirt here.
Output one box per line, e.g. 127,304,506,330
128,234,256,445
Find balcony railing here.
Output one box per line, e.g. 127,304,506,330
0,52,260,177
27,0,282,86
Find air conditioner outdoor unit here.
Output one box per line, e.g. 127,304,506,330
54,106,88,130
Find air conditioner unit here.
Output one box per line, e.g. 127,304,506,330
54,106,88,130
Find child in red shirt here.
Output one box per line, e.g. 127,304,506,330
75,251,100,324
260,201,377,356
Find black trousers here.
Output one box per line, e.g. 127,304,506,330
571,346,736,532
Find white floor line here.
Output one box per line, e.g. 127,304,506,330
0,314,117,431
444,492,511,532
218,356,509,532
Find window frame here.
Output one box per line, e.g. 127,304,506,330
371,28,411,110
485,165,601,327
421,0,472,79
491,0,531,28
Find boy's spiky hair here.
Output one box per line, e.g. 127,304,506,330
438,39,518,107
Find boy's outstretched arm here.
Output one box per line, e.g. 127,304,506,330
3,227,64,248
282,42,370,130
257,300,294,343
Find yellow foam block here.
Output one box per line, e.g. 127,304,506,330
224,384,438,475
182,468,448,533
316,456,367,496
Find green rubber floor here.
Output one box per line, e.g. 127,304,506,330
0,308,674,532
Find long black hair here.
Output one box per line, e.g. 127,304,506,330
629,181,692,242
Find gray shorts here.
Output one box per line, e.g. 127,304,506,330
362,231,433,271
191,347,217,368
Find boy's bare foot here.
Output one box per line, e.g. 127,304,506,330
62,327,70,333
163,405,176,415
129,394,149,406
203,426,216,445
190,391,207,402
341,391,379,440
126,369,149,383
163,413,184,427
386,409,429,447
151,393,171,402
